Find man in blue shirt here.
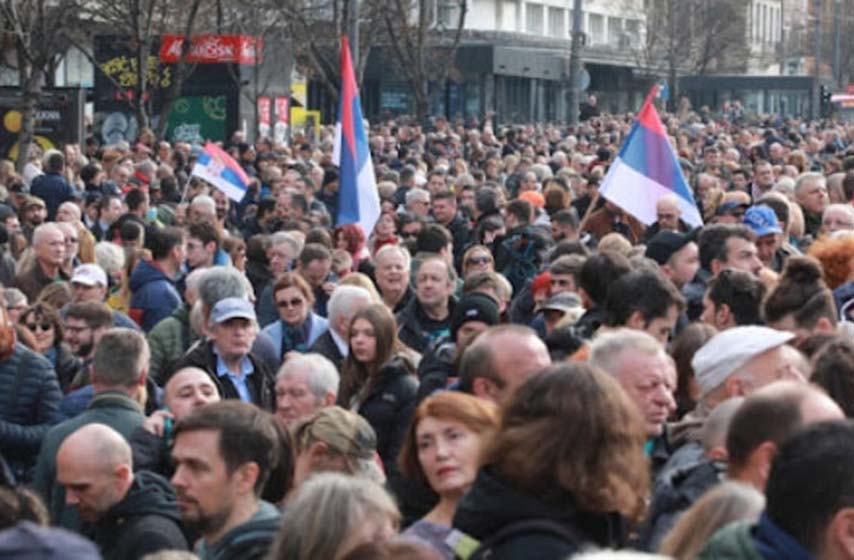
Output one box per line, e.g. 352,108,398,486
171,298,275,411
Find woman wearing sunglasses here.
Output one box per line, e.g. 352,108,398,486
261,272,329,362
461,245,495,279
20,303,81,393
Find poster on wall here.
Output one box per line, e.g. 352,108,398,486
257,96,271,138
274,96,288,143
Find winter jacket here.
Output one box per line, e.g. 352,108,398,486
261,313,328,361
352,357,418,480
129,259,182,332
256,282,278,328
453,467,627,559
146,304,196,385
30,171,75,221
0,344,62,482
308,330,345,372
45,343,83,394
130,427,173,479
33,390,145,532
415,337,456,403
492,224,551,294
396,297,455,354
13,262,70,303
171,340,276,412
86,470,188,560
196,501,281,560
698,514,814,560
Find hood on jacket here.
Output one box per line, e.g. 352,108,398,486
198,501,281,560
129,259,175,292
453,466,624,550
105,470,181,524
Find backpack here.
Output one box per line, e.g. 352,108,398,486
499,230,541,294
455,519,584,560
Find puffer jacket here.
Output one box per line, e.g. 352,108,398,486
0,343,62,482
87,470,188,560
129,259,181,332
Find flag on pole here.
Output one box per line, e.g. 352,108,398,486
191,142,250,202
599,85,703,228
332,36,380,237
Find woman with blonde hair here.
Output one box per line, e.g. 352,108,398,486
659,481,764,560
453,362,649,557
398,392,499,559
267,472,400,560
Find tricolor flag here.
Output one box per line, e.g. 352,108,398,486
599,85,703,228
191,142,251,202
332,36,380,237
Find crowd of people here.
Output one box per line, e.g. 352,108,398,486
0,103,852,560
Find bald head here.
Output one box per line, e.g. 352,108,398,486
56,423,134,523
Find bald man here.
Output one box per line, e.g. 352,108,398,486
129,367,221,477
56,423,187,559
643,194,689,243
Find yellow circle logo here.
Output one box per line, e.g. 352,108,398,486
4,111,21,133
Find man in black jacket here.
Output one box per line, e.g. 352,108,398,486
309,285,373,371
396,256,456,354
56,423,187,559
172,297,275,412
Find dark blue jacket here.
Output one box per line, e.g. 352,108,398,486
0,344,62,482
129,260,181,332
30,172,75,221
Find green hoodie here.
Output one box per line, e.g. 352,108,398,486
698,521,764,560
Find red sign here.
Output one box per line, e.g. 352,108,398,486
257,97,271,126
847,84,854,94
275,97,289,125
160,35,262,65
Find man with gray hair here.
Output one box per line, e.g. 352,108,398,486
275,353,339,426
34,328,150,531
188,193,216,225
795,172,829,237
309,285,373,371
589,328,677,439
13,223,68,301
405,187,431,217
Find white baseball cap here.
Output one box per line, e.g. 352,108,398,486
71,264,108,287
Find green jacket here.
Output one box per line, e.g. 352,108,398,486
698,521,764,560
146,304,196,385
32,391,145,531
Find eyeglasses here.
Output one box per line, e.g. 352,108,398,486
277,298,304,309
466,256,492,266
26,322,53,332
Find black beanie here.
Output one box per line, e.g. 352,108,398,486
450,293,500,340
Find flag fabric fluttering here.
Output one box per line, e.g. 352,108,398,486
598,84,703,228
191,142,250,202
332,36,380,237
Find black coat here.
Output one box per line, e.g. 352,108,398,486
453,467,627,559
87,470,188,560
395,297,454,355
308,330,344,372
0,344,61,482
171,340,276,412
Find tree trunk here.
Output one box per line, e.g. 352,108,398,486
16,70,41,173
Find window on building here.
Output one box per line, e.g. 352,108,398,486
589,13,605,45
625,19,640,46
608,16,622,46
548,6,565,37
526,3,544,35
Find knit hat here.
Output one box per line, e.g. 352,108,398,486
691,326,794,397
645,230,697,265
450,293,500,340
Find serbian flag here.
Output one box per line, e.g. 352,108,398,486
599,85,703,228
191,142,250,202
332,36,380,236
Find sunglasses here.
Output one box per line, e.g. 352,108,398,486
26,322,53,332
277,298,304,309
466,256,492,266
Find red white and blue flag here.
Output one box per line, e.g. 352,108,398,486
191,142,251,202
599,85,703,228
333,36,380,236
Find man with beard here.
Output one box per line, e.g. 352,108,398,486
56,423,187,559
171,401,281,560
62,301,114,391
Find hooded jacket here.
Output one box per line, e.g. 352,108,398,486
196,501,281,560
129,259,181,332
87,470,187,560
453,467,626,560
698,515,814,560
396,297,455,354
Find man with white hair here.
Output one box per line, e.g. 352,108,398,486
589,329,677,439
275,353,339,426
405,187,431,217
309,285,373,371
820,203,854,236
188,193,216,225
13,223,68,301
643,194,690,242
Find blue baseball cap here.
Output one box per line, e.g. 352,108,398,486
743,205,782,237
210,297,256,324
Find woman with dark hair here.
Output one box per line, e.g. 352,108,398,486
669,323,717,419
452,362,649,558
261,272,328,361
339,303,417,479
398,392,499,559
19,303,81,393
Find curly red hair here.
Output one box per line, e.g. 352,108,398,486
334,223,366,256
808,236,854,289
